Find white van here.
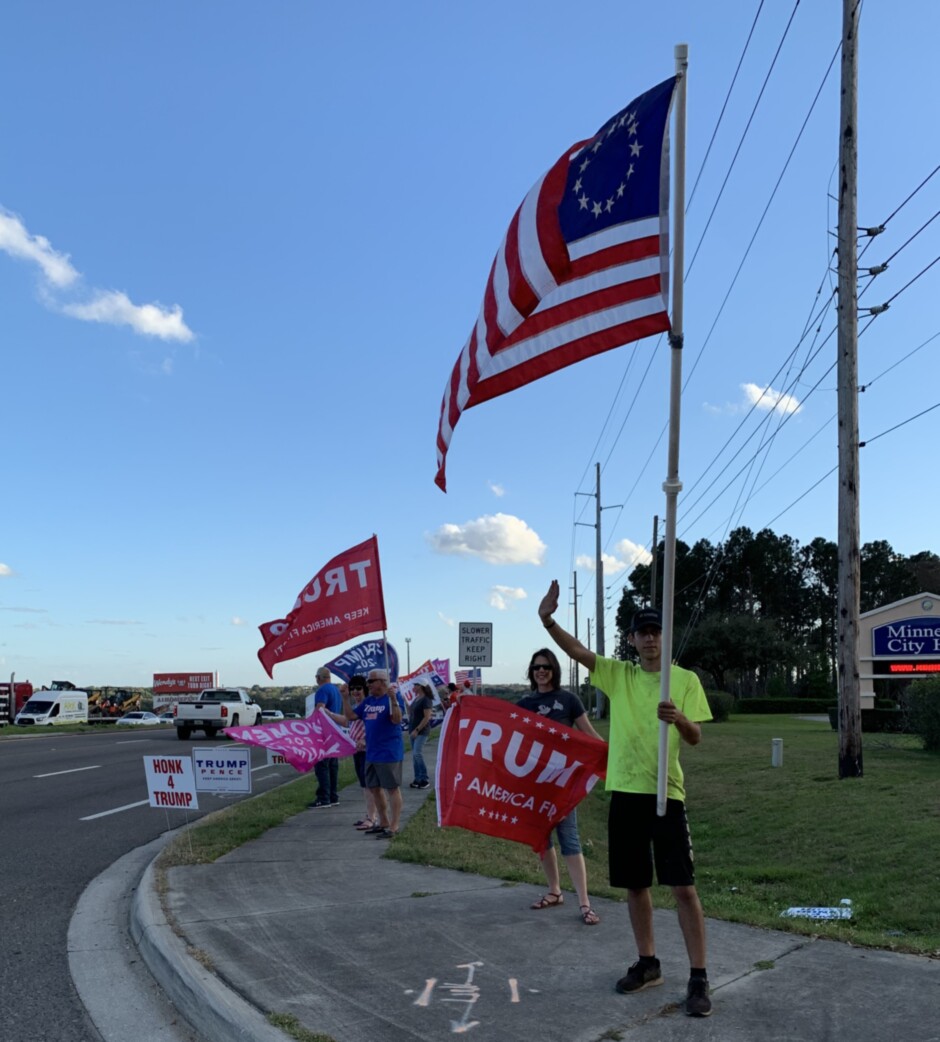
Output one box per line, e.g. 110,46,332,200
15,692,89,726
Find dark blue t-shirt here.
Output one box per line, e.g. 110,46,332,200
354,693,406,763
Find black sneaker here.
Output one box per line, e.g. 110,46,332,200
615,959,663,994
307,801,330,809
684,977,712,1017
409,781,421,788
416,780,431,789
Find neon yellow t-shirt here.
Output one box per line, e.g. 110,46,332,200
591,656,712,801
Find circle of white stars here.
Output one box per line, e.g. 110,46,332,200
571,109,643,219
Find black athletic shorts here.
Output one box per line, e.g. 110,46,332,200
608,791,695,889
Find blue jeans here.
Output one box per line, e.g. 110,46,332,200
545,808,581,856
315,757,339,803
410,733,429,783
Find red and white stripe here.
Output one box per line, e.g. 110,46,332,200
435,148,670,491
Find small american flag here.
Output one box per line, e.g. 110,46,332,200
454,668,482,686
436,77,676,491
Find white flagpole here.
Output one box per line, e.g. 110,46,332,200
657,43,689,817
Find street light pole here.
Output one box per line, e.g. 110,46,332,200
405,637,411,674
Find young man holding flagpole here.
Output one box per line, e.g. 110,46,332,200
537,580,713,1016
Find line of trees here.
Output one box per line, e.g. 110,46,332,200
614,527,940,698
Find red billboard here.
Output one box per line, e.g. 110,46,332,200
152,672,216,694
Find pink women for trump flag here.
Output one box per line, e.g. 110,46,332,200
224,714,355,773
435,77,676,491
435,695,607,853
257,536,386,678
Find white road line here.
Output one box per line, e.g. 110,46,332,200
35,765,102,779
81,800,150,820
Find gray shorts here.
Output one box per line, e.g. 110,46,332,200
365,760,402,790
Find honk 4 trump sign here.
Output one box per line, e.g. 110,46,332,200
435,696,607,852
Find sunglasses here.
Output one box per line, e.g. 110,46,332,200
349,686,365,692
532,664,553,672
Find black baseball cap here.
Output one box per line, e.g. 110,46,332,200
630,608,663,632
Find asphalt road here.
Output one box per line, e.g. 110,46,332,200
0,726,300,1042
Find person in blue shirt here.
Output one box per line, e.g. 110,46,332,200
306,666,343,808
321,669,405,839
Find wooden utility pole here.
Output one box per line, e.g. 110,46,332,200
837,0,863,778
595,463,605,659
570,571,580,701
650,515,660,608
576,463,618,716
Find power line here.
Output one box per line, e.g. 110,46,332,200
763,465,838,529
687,0,767,211
860,401,940,447
684,0,802,279
860,329,940,390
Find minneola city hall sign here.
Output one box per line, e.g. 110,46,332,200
859,592,940,706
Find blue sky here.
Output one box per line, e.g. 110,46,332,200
2,1,937,689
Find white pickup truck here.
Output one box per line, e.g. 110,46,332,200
174,688,262,740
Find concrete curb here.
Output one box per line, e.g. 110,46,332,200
131,857,287,1042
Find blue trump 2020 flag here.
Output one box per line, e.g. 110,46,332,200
436,77,676,491
325,640,400,683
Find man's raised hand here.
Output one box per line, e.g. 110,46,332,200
538,580,560,623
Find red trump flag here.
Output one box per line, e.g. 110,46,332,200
435,695,607,853
257,536,386,678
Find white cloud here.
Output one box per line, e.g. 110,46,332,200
61,290,194,342
438,611,455,627
488,481,505,497
86,618,142,626
489,585,527,611
1,205,195,343
0,563,12,577
0,209,79,287
427,513,546,565
231,616,247,627
576,538,651,575
741,382,802,415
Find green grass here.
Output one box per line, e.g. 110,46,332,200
0,721,174,737
159,718,940,956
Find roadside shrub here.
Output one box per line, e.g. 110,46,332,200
705,690,733,722
903,680,940,751
737,698,832,714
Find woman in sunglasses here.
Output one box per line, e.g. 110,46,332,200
519,647,604,926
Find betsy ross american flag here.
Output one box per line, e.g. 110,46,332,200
435,77,676,491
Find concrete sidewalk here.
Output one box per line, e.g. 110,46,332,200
131,754,940,1042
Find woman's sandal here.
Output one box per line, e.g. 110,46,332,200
354,819,375,830
579,905,600,925
531,891,564,910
